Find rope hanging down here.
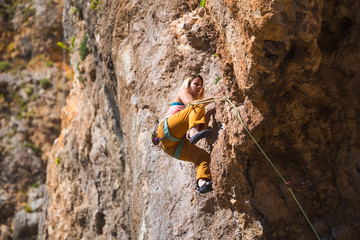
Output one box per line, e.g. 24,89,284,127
187,97,321,240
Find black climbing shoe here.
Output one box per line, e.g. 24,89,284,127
198,181,213,194
190,129,212,144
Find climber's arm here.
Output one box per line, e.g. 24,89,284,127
176,88,215,106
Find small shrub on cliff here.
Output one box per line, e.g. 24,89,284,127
57,41,65,49
55,157,60,165
46,61,53,67
199,0,206,8
24,204,33,213
7,42,15,52
79,33,89,61
16,99,28,119
57,42,72,53
0,61,11,72
39,78,51,89
215,76,222,85
57,37,75,53
71,36,75,49
90,0,101,11
25,85,34,96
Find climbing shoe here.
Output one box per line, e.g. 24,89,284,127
189,129,212,144
198,181,213,194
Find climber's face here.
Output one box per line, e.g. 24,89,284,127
190,77,203,97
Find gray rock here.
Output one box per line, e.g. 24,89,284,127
13,210,41,240
28,185,44,212
28,185,44,203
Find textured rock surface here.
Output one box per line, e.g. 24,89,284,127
32,0,360,239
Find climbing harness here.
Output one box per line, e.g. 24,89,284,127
182,96,321,240
162,118,185,159
151,119,185,159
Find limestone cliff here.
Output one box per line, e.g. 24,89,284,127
31,0,360,239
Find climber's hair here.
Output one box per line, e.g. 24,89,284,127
181,74,205,99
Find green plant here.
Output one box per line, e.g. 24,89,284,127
90,0,101,10
70,36,75,49
0,61,11,72
215,76,222,85
7,42,15,52
57,37,75,53
25,86,34,96
19,99,26,108
24,142,41,156
79,33,89,61
55,157,60,165
24,204,33,213
213,53,218,58
199,0,206,8
57,42,72,53
32,183,40,188
16,99,28,119
39,78,51,89
46,61,53,67
73,7,77,14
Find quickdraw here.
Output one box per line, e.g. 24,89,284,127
151,120,160,146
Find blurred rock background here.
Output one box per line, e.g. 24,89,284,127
0,0,66,239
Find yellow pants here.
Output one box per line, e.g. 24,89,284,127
157,104,212,183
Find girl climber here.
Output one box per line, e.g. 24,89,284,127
153,74,218,194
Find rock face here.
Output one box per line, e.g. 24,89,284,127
39,0,359,240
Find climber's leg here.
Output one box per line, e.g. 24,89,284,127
166,104,206,139
178,140,212,183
